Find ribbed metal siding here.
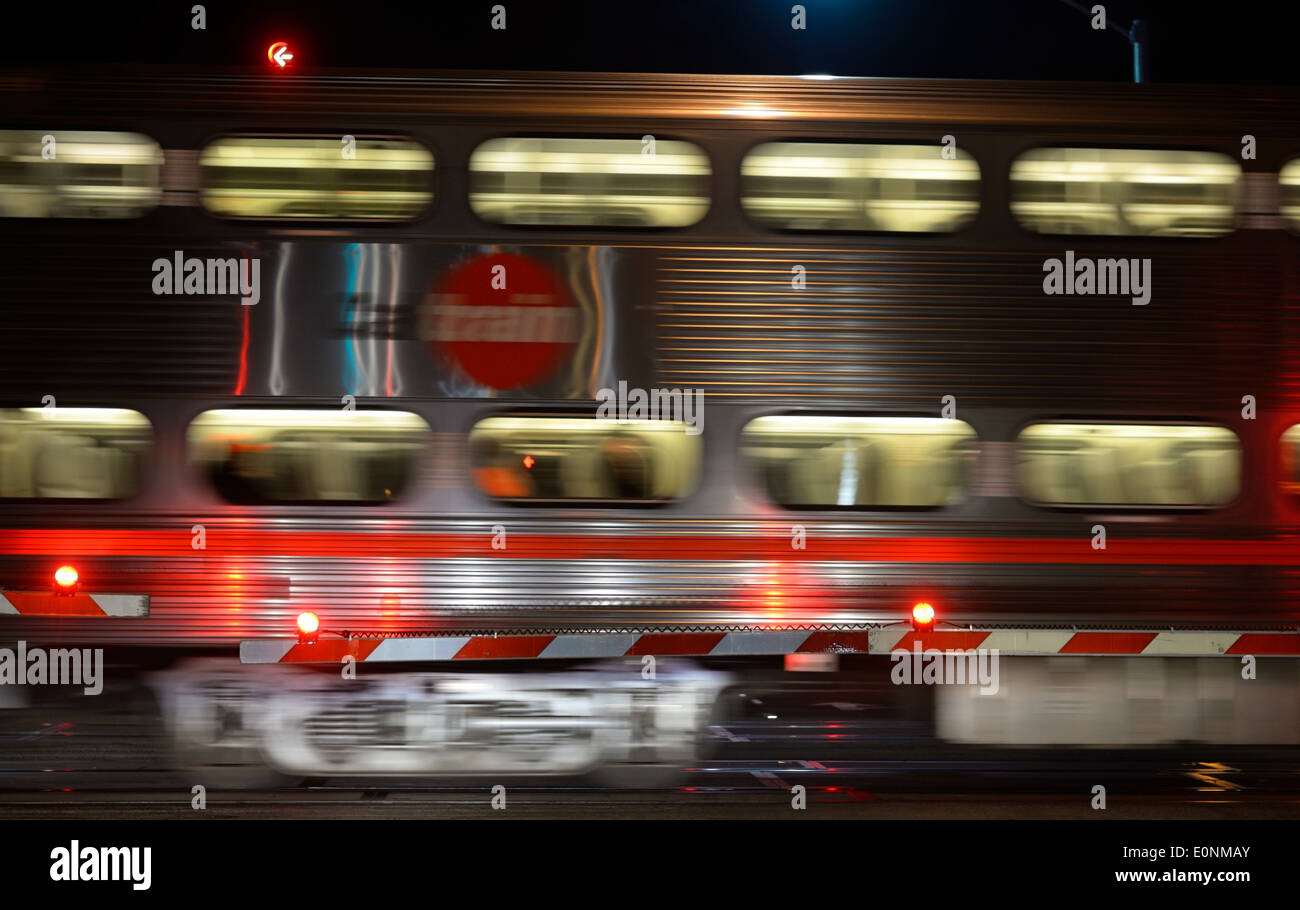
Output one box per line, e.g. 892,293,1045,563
654,247,1280,407
8,71,1300,136
0,238,243,398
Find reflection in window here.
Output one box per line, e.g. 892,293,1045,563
468,137,711,227
469,416,700,502
740,142,980,232
1018,423,1240,507
0,408,152,498
199,137,434,220
742,415,977,508
188,410,430,503
1010,147,1240,237
0,131,162,218
1280,159,1300,233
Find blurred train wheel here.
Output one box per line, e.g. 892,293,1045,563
151,657,306,790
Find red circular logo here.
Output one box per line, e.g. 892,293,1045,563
425,253,578,390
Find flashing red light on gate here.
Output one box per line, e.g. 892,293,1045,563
522,454,535,469
296,611,320,644
53,565,79,593
911,601,935,629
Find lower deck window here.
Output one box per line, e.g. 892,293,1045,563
0,408,152,499
1018,423,1240,507
188,409,430,503
1280,425,1300,498
469,416,700,503
742,415,977,508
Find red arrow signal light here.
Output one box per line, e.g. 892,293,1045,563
267,42,294,68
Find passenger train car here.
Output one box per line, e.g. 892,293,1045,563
3,69,1300,781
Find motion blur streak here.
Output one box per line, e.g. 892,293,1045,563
2,527,1300,563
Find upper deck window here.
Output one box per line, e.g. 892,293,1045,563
740,142,980,233
741,415,977,508
1010,147,1240,237
0,408,152,499
199,137,434,220
188,409,430,503
1018,423,1241,508
468,416,701,503
0,131,162,219
468,137,711,227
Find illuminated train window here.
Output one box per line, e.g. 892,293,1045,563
0,131,162,219
1010,148,1241,237
739,142,981,233
468,416,701,502
468,137,711,227
1280,160,1300,233
1281,425,1300,496
1018,423,1241,508
188,410,431,504
741,416,977,508
0,408,152,499
199,137,434,220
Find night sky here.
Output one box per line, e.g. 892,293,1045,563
6,0,1298,84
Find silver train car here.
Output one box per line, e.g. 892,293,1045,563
3,70,1300,778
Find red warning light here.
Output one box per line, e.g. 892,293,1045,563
267,42,294,68
911,602,936,629
296,611,320,644
53,565,79,592
522,454,535,469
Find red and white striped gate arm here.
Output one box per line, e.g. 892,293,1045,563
0,591,149,617
239,627,1300,664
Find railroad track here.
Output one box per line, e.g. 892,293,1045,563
3,756,1300,819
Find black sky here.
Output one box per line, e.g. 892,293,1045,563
5,0,1296,84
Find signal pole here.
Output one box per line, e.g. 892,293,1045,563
1058,0,1149,83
